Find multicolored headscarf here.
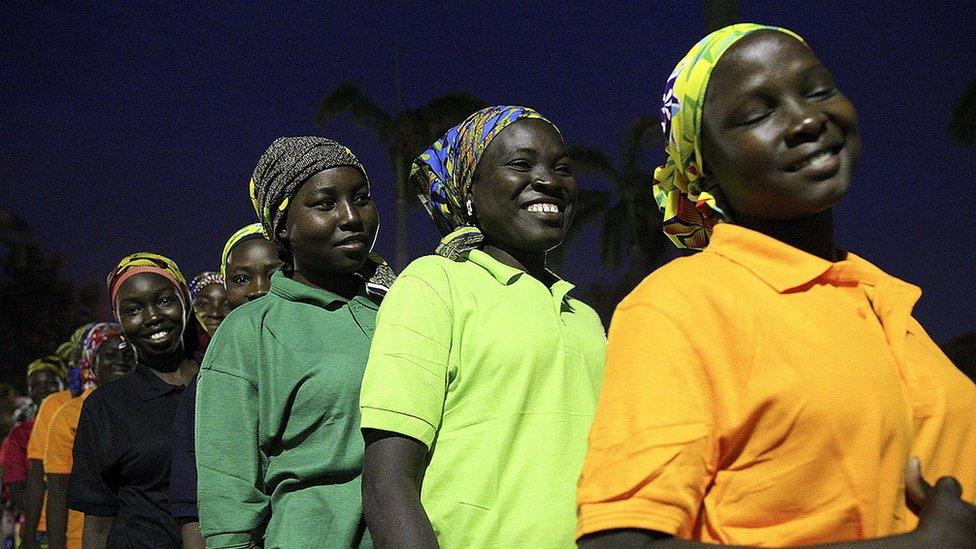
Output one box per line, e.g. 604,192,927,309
250,137,366,243
189,271,224,300
412,105,554,259
220,223,268,281
72,322,123,395
107,252,191,317
652,23,804,249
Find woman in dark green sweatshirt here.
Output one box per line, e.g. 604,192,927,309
195,137,394,549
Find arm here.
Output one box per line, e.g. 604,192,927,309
45,473,71,549
181,521,206,549
82,515,114,549
7,481,25,514
23,459,45,549
195,356,267,548
362,430,437,549
579,460,976,549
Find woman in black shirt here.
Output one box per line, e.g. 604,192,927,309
68,252,199,548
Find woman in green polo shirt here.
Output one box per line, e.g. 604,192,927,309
195,137,395,548
359,106,607,548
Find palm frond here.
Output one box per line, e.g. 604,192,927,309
315,81,394,144
950,77,976,145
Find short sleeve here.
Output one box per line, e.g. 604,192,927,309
67,397,120,516
359,270,454,448
195,324,268,548
576,300,717,539
169,375,198,520
27,392,65,460
43,405,76,475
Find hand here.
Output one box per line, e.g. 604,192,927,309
905,457,976,547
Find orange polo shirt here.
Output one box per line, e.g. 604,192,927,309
577,224,976,546
44,387,94,549
26,389,72,533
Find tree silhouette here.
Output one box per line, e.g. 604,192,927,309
568,116,671,319
315,83,487,270
950,78,976,146
0,209,103,390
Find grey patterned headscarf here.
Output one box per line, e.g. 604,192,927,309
248,136,396,294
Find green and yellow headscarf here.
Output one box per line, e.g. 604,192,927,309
652,23,804,249
220,223,268,281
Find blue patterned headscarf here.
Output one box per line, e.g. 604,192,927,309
411,105,556,259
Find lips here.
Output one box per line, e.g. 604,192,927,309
335,234,366,246
786,141,844,172
141,325,175,346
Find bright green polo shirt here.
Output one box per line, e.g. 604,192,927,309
360,250,606,548
196,271,374,549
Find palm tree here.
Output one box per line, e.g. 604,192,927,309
950,78,976,146
315,83,486,270
568,116,671,286
703,0,740,32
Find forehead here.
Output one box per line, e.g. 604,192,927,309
194,282,226,299
227,237,277,269
117,272,176,299
708,30,822,97
485,118,564,157
29,369,56,381
295,166,368,198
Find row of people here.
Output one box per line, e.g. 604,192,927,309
15,23,976,548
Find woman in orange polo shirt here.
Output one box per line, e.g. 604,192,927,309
577,24,976,548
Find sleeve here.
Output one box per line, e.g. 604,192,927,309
169,375,198,521
66,398,120,516
359,271,454,448
576,300,718,539
26,393,61,460
0,427,28,485
195,329,268,549
43,406,75,475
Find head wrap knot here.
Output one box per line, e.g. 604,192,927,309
411,105,556,259
652,23,804,249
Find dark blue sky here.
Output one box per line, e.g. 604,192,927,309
2,2,974,340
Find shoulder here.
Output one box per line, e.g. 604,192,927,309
37,390,72,417
397,254,461,282
618,252,740,315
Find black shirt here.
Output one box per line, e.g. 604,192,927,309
68,363,184,548
169,373,198,521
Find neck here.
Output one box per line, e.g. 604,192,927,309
143,347,197,386
291,268,362,300
735,209,842,261
481,242,555,285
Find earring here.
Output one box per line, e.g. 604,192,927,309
466,199,474,217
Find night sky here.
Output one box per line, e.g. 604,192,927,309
2,2,974,341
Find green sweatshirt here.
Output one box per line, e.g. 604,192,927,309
196,271,375,548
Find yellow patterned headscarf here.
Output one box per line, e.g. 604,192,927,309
652,23,804,249
27,355,67,379
220,223,268,280
107,252,190,316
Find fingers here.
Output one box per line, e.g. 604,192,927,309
905,457,931,513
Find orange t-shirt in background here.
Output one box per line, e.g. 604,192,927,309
45,387,94,549
577,224,976,546
26,389,72,533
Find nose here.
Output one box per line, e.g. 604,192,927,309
337,199,363,229
247,276,270,301
143,303,163,326
785,99,828,146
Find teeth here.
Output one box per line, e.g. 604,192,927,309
526,203,559,213
148,331,168,342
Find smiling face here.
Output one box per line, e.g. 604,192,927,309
225,238,282,308
700,30,861,221
93,334,136,385
192,282,231,333
279,166,379,278
115,272,187,360
469,118,578,256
